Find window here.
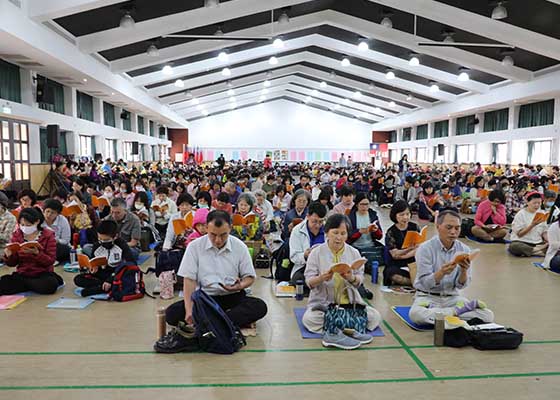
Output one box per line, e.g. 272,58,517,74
492,143,508,164
456,144,476,163
402,127,412,141
518,100,554,128
76,91,94,121
149,121,155,137
103,102,115,127
416,147,427,163
390,149,399,163
37,76,65,114
433,120,449,138
529,140,552,165
0,59,21,103
122,110,131,131
0,119,30,191
416,124,428,140
138,116,145,134
456,115,475,135
484,108,508,132
140,144,145,161
105,139,116,161
389,131,397,142
79,135,92,157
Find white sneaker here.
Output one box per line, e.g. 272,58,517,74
322,329,362,350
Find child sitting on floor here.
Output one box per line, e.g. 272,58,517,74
186,208,209,246
74,220,135,297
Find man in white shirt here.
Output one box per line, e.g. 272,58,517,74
339,153,347,168
165,210,268,330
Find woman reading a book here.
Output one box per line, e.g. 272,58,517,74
418,181,443,221
282,189,311,240
384,200,419,286
231,193,262,242
162,193,195,251
471,190,509,242
347,193,383,266
152,186,178,239
509,191,549,257
303,213,381,349
272,185,291,219
0,207,62,295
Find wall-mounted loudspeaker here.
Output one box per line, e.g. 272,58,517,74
131,141,139,155
437,144,445,156
120,111,129,120
46,124,59,149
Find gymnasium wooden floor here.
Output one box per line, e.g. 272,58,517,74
1,210,560,400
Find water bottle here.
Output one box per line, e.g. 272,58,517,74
156,307,167,340
69,247,77,264
434,312,445,346
76,245,82,256
371,261,379,284
295,280,304,301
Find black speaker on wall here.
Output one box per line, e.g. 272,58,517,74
36,76,55,105
46,124,59,148
159,126,166,136
437,144,445,156
120,111,129,120
94,153,103,161
131,141,139,155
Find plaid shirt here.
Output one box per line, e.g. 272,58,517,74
0,210,17,250
505,192,524,216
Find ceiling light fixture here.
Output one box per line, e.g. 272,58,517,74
354,91,362,99
205,0,219,8
202,109,209,116
185,90,193,98
82,78,88,82
429,81,440,92
227,89,235,96
273,38,284,48
263,80,271,87
192,98,199,105
385,69,396,80
374,107,382,113
312,90,319,96
226,80,234,88
406,93,413,101
304,96,312,103
442,29,455,43
329,71,337,79
174,79,184,88
259,95,266,102
146,43,159,57
218,51,229,62
341,56,351,67
409,53,420,67
368,82,376,90
380,9,394,28
344,98,351,106
388,101,396,107
214,26,224,36
162,65,173,75
491,1,508,20
502,55,514,67
196,105,203,111
458,67,470,82
229,97,236,103
119,12,135,29
358,39,369,52
262,88,269,95
221,67,231,77
320,81,327,88
269,56,278,65
278,10,290,25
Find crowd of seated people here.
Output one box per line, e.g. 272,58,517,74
1,155,559,351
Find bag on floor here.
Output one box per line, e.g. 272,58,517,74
323,303,368,334
191,289,246,354
460,218,475,238
470,327,523,350
159,270,176,300
153,249,184,277
109,264,146,302
140,227,152,252
254,247,271,269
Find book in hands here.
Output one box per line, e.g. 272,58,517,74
549,184,559,193
401,226,428,249
6,241,43,253
329,258,367,275
427,195,441,208
291,218,304,226
232,214,257,226
172,212,194,235
77,254,108,272
62,203,82,217
152,204,169,213
532,212,548,225
452,249,481,265
368,221,379,232
91,195,110,209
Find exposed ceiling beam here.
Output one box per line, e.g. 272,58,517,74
78,0,308,54
148,51,457,101
28,0,124,22
133,34,488,95
544,0,560,5
111,11,329,73
371,0,560,62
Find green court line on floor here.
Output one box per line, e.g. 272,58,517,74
382,320,435,380
2,372,560,391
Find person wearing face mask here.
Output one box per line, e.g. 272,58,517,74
152,186,178,239
509,192,549,257
42,199,72,263
0,207,62,295
195,191,212,210
543,190,559,225
74,220,135,297
98,184,114,219
0,194,16,256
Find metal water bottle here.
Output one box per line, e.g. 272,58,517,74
434,312,445,346
69,247,77,264
157,307,167,339
371,261,379,284
295,280,304,301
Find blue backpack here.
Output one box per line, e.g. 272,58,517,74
191,289,246,354
109,265,146,302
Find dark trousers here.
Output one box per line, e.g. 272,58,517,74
419,202,441,220
74,268,114,296
166,290,268,328
155,223,168,241
0,272,63,295
56,243,70,263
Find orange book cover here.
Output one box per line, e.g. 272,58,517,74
330,258,367,275
62,204,82,217
172,213,194,235
402,226,428,249
232,214,256,226
532,212,548,225
77,254,108,272
6,241,43,253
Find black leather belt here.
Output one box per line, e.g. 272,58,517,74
417,290,455,297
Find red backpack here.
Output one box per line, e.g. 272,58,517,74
109,265,146,302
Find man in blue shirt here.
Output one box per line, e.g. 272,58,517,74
410,210,494,325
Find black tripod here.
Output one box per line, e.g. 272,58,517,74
37,147,66,196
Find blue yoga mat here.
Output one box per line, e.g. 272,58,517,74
391,306,433,331
507,248,544,258
73,288,110,300
293,307,384,339
466,235,511,244
47,297,94,309
137,254,151,266
19,283,65,297
533,262,545,269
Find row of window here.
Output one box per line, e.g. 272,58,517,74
391,100,555,142
390,140,552,165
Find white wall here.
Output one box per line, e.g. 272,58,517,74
189,100,372,151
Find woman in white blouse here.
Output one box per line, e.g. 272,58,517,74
509,192,548,257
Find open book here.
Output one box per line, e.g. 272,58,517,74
549,184,559,193
6,241,43,253
152,204,169,213
367,221,379,232
478,189,490,199
532,212,548,225
275,282,296,298
291,218,304,226
329,258,367,275
62,203,82,217
77,254,108,272
172,212,194,235
10,209,19,219
451,249,481,265
232,214,257,226
91,195,110,209
427,195,441,207
402,226,428,249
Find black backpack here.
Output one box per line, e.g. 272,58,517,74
460,218,475,238
109,264,146,302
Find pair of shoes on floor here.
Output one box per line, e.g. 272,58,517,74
358,284,373,300
154,322,199,353
322,328,373,350
240,322,257,337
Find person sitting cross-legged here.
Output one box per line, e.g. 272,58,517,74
409,210,494,326
509,191,548,257
160,210,268,353
470,190,509,242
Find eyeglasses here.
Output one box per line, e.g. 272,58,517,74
358,202,369,206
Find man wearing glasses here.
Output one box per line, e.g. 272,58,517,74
410,210,494,325
289,201,328,287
